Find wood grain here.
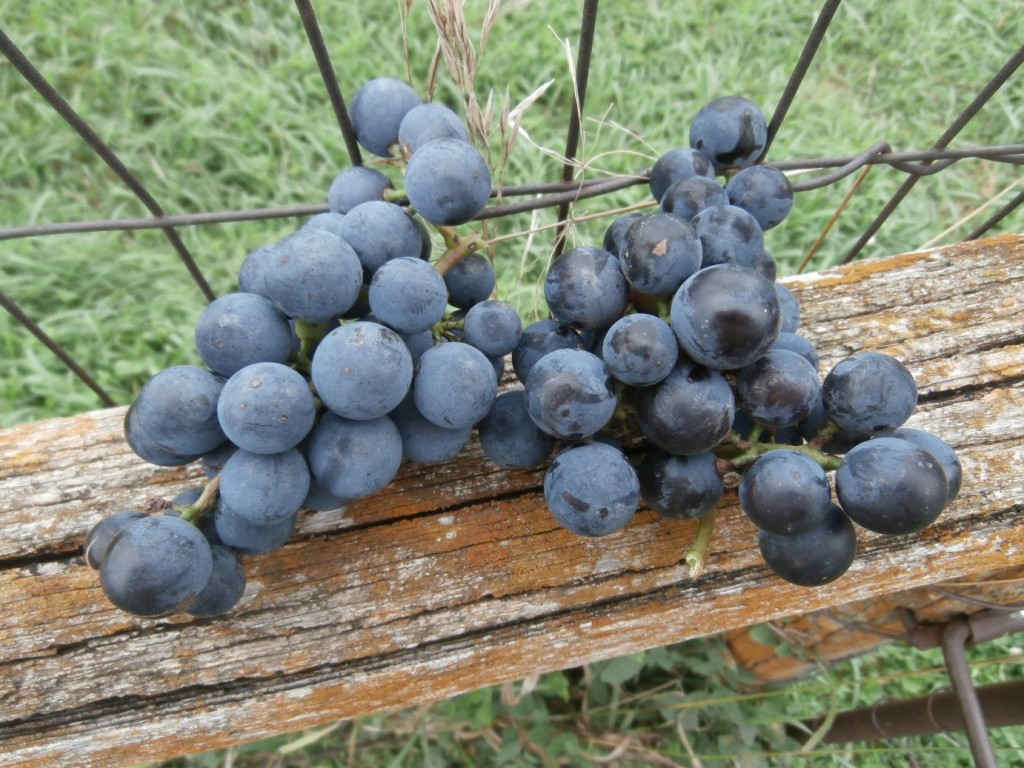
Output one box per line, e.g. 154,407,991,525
2,235,1023,767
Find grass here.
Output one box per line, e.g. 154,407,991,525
2,0,1023,765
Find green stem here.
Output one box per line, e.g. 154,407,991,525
685,508,717,578
290,320,328,375
433,228,484,275
712,426,844,472
431,316,465,342
175,473,221,525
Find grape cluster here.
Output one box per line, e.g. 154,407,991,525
87,84,962,618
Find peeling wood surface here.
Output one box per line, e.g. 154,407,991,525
2,234,1023,767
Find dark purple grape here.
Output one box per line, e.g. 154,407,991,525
602,212,644,255
836,437,948,534
772,332,819,372
306,412,403,500
649,147,715,202
823,352,917,437
368,256,448,334
739,449,832,535
759,504,857,587
660,176,728,222
186,545,247,618
340,201,425,275
405,138,491,225
238,244,275,298
511,319,584,383
525,348,617,440
601,313,678,387
84,510,147,569
463,299,523,358
413,342,497,429
100,515,213,616
389,394,472,465
302,212,347,239
217,362,316,455
544,443,640,537
691,204,765,270
725,165,794,230
774,283,800,333
670,264,781,370
195,292,293,377
635,360,735,455
263,228,363,323
637,450,722,520
328,165,394,213
398,103,469,154
123,403,199,467
132,365,226,456
689,96,768,173
620,212,702,295
443,252,495,309
736,349,821,427
545,245,630,330
214,500,297,555
889,427,962,504
311,321,414,420
478,389,556,470
219,448,310,526
350,77,422,157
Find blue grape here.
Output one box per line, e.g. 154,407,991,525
301,211,347,239
544,443,640,537
350,77,422,157
736,349,821,427
389,394,472,465
302,474,350,512
217,362,316,454
758,504,857,587
601,313,678,386
405,138,492,225
545,245,630,330
836,437,948,535
636,360,735,455
637,450,722,520
328,165,393,213
689,96,768,173
311,321,414,420
691,205,765,270
725,165,794,230
739,449,831,535
732,409,802,447
168,488,223,546
123,403,199,467
340,201,425,275
771,332,819,372
463,299,523,358
512,319,584,383
889,427,962,504
84,510,146,569
186,545,247,618
238,243,275,298
478,389,556,470
368,256,448,334
219,448,310,526
132,365,226,456
774,283,800,333
195,292,294,377
620,212,702,295
649,147,715,202
202,441,238,478
398,102,469,154
660,176,728,222
401,327,435,361
264,227,363,323
670,264,782,369
525,348,617,440
443,252,495,309
214,500,297,555
822,352,917,437
413,342,498,428
798,394,869,454
100,515,213,616
602,212,644,255
306,412,403,500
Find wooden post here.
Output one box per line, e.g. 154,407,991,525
2,235,1023,767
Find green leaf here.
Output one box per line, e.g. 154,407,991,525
748,624,778,647
598,653,646,685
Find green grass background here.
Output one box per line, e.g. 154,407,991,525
2,0,1022,765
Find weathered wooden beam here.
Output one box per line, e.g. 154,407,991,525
1,235,1022,767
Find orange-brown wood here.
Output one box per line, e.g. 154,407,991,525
2,235,1023,767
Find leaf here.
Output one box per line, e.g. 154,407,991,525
748,624,779,647
598,653,646,686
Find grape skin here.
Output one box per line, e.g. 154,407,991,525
405,138,492,226
544,443,640,537
306,412,404,501
759,504,857,587
398,103,469,154
350,77,422,157
620,212,702,295
186,545,247,618
413,342,498,429
525,348,617,441
478,389,555,470
637,450,722,520
889,427,962,504
836,437,948,535
601,313,678,387
328,165,393,213
195,292,294,377
214,500,297,555
133,365,227,456
649,147,715,202
368,256,449,335
660,176,728,222
390,394,472,466
739,449,832,536
263,227,363,323
545,245,630,330
84,510,146,570
691,205,765,270
635,360,735,455
217,362,316,455
725,165,795,230
823,352,917,437
443,252,496,309
736,348,821,427
512,319,584,383
689,95,768,173
463,299,523,358
219,447,310,526
340,201,425,276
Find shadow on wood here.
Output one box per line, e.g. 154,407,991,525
1,235,1023,767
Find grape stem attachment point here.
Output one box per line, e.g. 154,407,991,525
433,227,484,275
686,508,718,579
176,473,221,525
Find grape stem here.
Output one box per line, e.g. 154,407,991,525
290,320,328,375
433,227,484,275
685,508,717,579
176,473,221,525
713,426,844,472
431,316,465,342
